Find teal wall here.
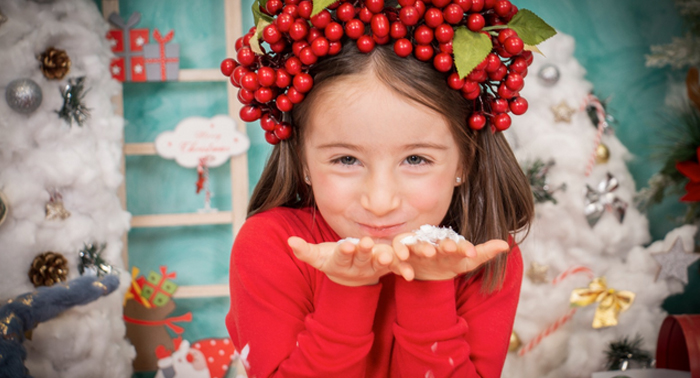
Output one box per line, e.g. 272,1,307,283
93,2,695,373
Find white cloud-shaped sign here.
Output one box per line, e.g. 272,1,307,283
155,115,250,168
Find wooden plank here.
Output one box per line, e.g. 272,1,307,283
179,68,227,82
225,0,249,237
131,212,234,228
173,284,229,298
124,142,156,156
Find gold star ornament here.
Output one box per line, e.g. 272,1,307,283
526,261,549,284
551,100,577,123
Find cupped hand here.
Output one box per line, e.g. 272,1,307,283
392,234,510,281
288,236,415,287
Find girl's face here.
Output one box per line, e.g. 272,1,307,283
303,72,463,244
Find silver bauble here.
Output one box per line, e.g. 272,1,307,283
537,64,560,87
6,78,42,114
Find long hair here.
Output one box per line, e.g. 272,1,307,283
248,40,534,292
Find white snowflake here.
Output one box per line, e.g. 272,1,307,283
134,64,143,74
111,65,121,75
108,38,117,47
135,36,145,46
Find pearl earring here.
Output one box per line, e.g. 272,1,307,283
304,175,311,185
456,177,462,184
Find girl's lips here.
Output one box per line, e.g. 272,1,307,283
358,223,405,239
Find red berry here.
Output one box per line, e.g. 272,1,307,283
336,3,356,21
293,72,314,93
439,40,453,54
257,67,276,87
275,68,292,88
399,6,419,26
463,86,481,100
293,40,310,56
241,72,260,91
285,0,299,4
433,52,452,72
447,72,465,90
398,0,415,6
329,41,342,55
255,87,275,103
270,40,287,53
485,53,501,72
240,105,262,122
297,1,313,19
265,131,281,144
307,27,323,43
492,98,508,113
287,87,305,103
394,38,413,57
434,24,454,43
345,19,365,39
359,7,373,22
260,113,277,131
489,64,507,81
466,13,485,31
243,32,254,47
325,22,344,41
471,0,484,11
366,0,384,13
282,4,299,18
237,88,255,104
504,36,524,55
373,33,390,44
276,94,293,112
328,1,341,10
285,56,303,75
289,20,309,41
221,58,236,76
414,1,426,17
443,4,464,25
235,37,244,51
424,8,443,28
454,0,472,12
484,0,496,9
390,21,408,39
509,96,528,115
414,44,434,61
414,25,434,45
509,56,528,73
371,14,390,37
357,35,375,53
432,0,451,8
276,13,294,32
505,73,524,91
299,46,318,65
461,80,479,93
494,0,512,17
522,50,534,65
231,66,249,87
497,83,516,99
274,122,293,140
497,28,517,45
237,47,256,67
493,113,511,130
469,113,486,130
263,24,282,44
311,9,331,28
467,69,487,82
311,37,330,56
266,0,283,14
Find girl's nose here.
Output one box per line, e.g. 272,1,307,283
360,171,400,216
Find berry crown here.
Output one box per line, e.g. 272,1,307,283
221,0,556,145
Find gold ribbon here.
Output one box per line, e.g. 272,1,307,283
570,277,635,329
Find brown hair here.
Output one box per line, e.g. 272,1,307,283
247,41,534,292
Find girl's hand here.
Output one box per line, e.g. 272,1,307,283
288,236,415,287
392,234,510,281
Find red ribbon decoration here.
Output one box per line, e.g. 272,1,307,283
145,29,177,80
123,312,193,334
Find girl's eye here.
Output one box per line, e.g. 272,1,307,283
336,156,358,165
405,155,427,165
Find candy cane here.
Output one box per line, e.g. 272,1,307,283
517,265,594,356
582,94,608,177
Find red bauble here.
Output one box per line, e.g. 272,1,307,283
357,35,376,53
469,113,486,130
220,58,236,77
345,19,365,39
433,52,452,72
509,96,528,115
394,38,413,57
240,105,262,122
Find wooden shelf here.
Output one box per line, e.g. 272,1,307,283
178,68,227,82
131,211,234,228
124,142,156,156
173,284,228,298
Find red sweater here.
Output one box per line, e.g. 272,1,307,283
227,207,522,378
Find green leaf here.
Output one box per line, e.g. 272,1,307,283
260,0,269,11
311,0,336,17
250,18,272,55
453,27,493,80
252,0,273,26
507,9,556,46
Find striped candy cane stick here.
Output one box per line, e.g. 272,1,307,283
517,266,594,356
582,94,608,177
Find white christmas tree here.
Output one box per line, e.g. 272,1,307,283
502,32,691,378
0,0,134,377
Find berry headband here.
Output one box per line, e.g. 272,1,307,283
221,0,555,144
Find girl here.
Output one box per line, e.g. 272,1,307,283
225,0,541,376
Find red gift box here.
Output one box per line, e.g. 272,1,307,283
106,12,149,82
657,314,700,377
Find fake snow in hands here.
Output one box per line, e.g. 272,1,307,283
337,237,360,245
401,225,466,246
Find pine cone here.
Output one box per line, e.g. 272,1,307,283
29,252,69,287
38,47,71,80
